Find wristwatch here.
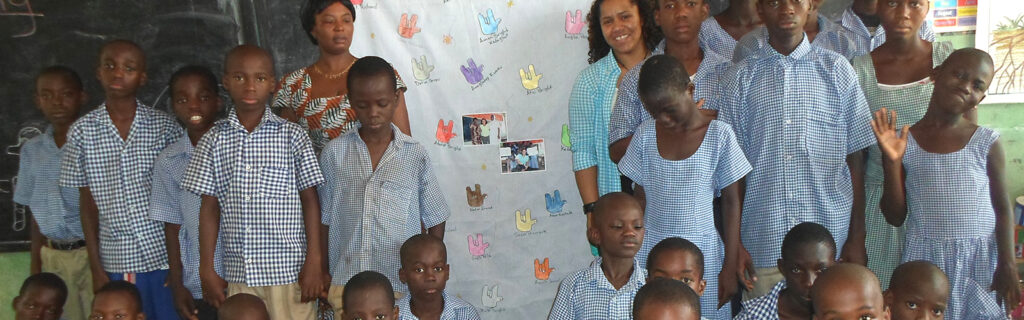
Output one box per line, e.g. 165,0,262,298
583,202,596,214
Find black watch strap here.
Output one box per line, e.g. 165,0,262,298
583,202,596,214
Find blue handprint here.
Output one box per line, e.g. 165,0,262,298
460,58,485,85
545,190,567,214
478,9,502,35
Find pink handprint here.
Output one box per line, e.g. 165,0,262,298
351,0,363,4
399,13,422,39
565,10,585,34
468,234,490,257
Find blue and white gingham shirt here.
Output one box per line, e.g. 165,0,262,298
149,133,224,299
397,290,481,320
548,257,646,320
181,107,324,287
319,124,450,292
569,53,623,196
15,126,82,241
735,280,784,320
59,101,181,273
717,36,875,268
698,17,741,61
608,40,732,143
836,7,934,54
733,15,864,62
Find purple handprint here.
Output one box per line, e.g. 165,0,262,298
460,58,485,85
468,233,490,257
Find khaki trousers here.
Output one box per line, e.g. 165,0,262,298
40,246,93,320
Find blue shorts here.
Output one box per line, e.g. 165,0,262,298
108,269,176,320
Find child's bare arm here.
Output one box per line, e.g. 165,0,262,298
198,195,226,307
870,109,909,226
841,149,868,265
719,180,755,307
164,223,197,319
427,222,446,240
986,139,1021,313
393,91,412,136
298,187,325,302
79,187,108,292
608,136,632,164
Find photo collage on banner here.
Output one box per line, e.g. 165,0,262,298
349,0,594,318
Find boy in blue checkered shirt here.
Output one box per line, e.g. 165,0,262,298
17,66,91,320
59,40,182,320
181,45,326,320
318,56,450,315
549,192,646,320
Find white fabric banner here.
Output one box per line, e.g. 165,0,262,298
349,0,596,318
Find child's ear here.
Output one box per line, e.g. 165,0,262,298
444,264,451,281
776,258,785,276
11,296,21,310
398,267,408,284
78,90,89,107
140,72,148,86
391,305,399,318
883,290,894,308
697,279,707,296
587,226,601,247
137,311,147,320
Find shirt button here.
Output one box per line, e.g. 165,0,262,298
245,165,252,171
785,119,792,125
785,155,793,160
246,258,253,264
244,195,251,201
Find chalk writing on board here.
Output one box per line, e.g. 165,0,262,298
0,0,44,38
7,126,42,155
12,203,26,232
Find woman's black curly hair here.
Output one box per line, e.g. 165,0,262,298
586,0,663,64
301,0,356,46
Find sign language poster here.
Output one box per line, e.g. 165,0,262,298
349,0,594,318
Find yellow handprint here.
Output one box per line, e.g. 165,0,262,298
519,64,543,90
515,209,537,232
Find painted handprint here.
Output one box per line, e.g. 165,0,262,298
467,233,490,257
545,190,567,214
411,55,434,81
398,13,422,39
351,0,362,4
460,58,485,85
565,10,585,34
466,184,487,207
534,258,555,280
515,209,537,232
561,124,572,148
436,119,456,143
478,9,502,35
481,284,503,308
519,64,543,90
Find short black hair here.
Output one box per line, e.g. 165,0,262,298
36,65,83,91
637,55,691,116
781,222,837,261
633,277,701,318
400,234,447,267
343,271,395,308
95,280,143,312
592,192,643,225
646,237,705,277
98,39,146,68
347,56,397,92
18,272,68,304
301,0,356,45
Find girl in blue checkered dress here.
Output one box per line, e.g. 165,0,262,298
618,55,753,319
872,49,1020,319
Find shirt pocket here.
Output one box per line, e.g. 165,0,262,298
377,180,415,222
804,109,845,165
258,165,296,198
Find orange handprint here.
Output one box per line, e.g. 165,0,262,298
534,258,555,280
435,119,456,143
399,13,422,39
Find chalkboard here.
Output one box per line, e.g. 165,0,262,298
0,0,319,251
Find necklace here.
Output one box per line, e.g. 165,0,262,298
312,59,356,79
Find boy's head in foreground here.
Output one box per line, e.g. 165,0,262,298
168,65,224,131
35,66,86,127
91,280,144,320
779,222,837,303
929,48,995,113
811,263,889,320
885,261,949,320
223,45,275,111
343,271,398,320
218,293,270,320
12,272,67,320
633,277,702,320
589,192,645,260
637,54,697,126
347,56,399,133
96,40,147,100
399,234,450,301
647,237,706,296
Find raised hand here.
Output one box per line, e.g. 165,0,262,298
869,108,910,163
481,284,503,308
398,13,422,39
519,64,543,90
411,55,434,81
466,184,487,207
467,233,490,257
515,209,537,232
435,119,456,143
534,258,555,280
561,124,572,148
460,58,485,84
565,10,585,34
545,190,566,214
478,9,502,35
